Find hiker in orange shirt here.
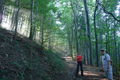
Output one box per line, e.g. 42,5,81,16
75,54,84,77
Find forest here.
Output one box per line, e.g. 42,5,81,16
0,0,120,80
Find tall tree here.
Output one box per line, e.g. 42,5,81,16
113,22,118,65
93,1,99,66
29,0,34,40
13,0,20,39
40,16,45,45
0,0,5,25
70,0,79,54
83,0,92,65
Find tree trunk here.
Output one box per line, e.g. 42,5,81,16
113,22,117,65
40,16,44,46
70,0,79,54
67,26,73,57
93,4,99,67
13,0,20,39
83,0,92,65
29,0,34,40
0,0,5,25
105,19,110,53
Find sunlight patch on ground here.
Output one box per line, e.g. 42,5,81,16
100,79,107,80
63,56,72,61
84,71,100,76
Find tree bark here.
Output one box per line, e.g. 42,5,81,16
67,26,73,57
40,16,45,46
29,0,34,40
13,0,20,39
70,0,79,54
83,0,93,65
113,22,117,65
0,0,5,25
93,3,99,67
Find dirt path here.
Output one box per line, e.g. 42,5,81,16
64,57,108,80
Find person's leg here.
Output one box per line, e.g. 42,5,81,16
108,73,113,80
75,62,80,77
80,61,83,76
105,71,108,78
105,70,113,80
103,67,108,78
108,67,113,80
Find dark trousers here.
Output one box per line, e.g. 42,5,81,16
76,61,83,76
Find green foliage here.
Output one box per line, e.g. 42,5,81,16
3,0,120,77
103,0,118,12
0,78,9,80
117,64,120,75
45,50,66,72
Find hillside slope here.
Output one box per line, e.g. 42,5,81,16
0,28,69,80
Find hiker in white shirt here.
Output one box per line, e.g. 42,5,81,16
100,49,113,80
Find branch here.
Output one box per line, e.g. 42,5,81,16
97,2,120,22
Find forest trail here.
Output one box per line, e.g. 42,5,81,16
64,57,107,80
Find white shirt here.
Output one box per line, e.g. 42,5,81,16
101,53,111,70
